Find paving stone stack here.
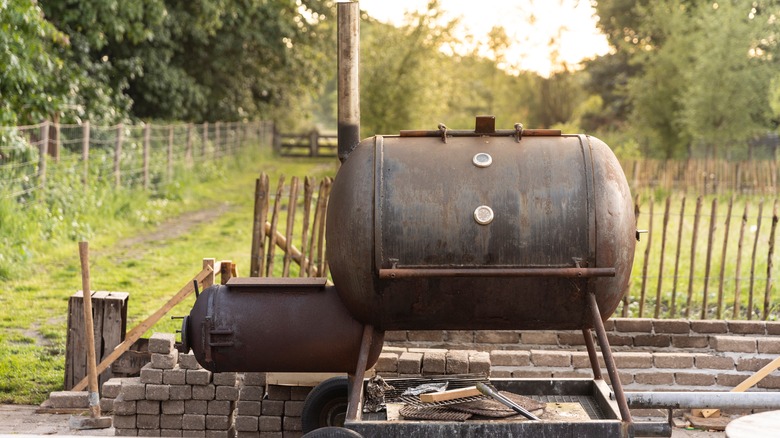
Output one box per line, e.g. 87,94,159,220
233,373,308,438
109,333,240,437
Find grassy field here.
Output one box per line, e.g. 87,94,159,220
0,143,337,404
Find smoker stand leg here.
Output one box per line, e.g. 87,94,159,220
582,328,603,380
346,325,375,422
586,292,633,425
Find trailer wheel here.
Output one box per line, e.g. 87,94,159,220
302,377,350,433
302,426,363,438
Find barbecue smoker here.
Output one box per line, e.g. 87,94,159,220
176,3,774,437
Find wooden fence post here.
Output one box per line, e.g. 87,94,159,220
654,197,671,318
114,123,123,187
215,122,221,156
670,196,686,318
82,121,90,187
202,258,216,288
701,198,718,319
266,176,285,276
716,197,734,319
202,122,208,158
282,177,300,276
299,176,315,277
763,199,778,320
186,123,193,166
250,173,270,277
38,121,49,192
167,125,174,182
143,124,150,190
638,199,653,318
49,114,60,162
685,196,703,318
748,200,764,320
734,203,749,319
310,130,319,157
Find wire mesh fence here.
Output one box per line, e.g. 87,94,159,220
0,120,274,202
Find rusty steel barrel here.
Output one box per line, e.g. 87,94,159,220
180,277,384,373
327,118,636,331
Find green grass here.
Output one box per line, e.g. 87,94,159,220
0,142,337,404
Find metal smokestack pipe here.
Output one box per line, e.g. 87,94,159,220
337,1,360,163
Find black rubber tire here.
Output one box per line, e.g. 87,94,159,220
302,426,363,438
301,376,350,433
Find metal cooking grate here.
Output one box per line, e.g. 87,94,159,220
528,395,606,420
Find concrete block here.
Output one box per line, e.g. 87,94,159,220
239,385,264,401
185,400,208,415
262,400,285,416
614,352,653,369
476,331,519,344
187,369,212,386
208,400,232,416
531,350,571,367
205,431,232,438
653,353,695,369
283,416,302,431
728,321,766,335
213,372,238,386
151,351,179,370
48,391,88,409
179,353,201,370
291,386,312,401
102,378,124,399
140,363,164,385
766,322,780,335
490,350,530,367
634,334,671,348
614,318,653,333
100,397,114,413
162,400,185,415
446,331,474,343
384,331,407,341
237,400,262,416
236,432,260,438
717,372,750,388
468,351,491,375
243,372,266,386
520,332,558,345
557,331,587,346
446,350,469,374
375,352,399,373
604,371,634,386
136,400,160,415
675,372,717,386
113,396,137,415
695,355,735,370
422,350,446,374
285,401,305,417
606,333,634,347
145,384,170,401
690,320,728,334
192,384,216,400
170,385,193,400
758,337,780,354
757,374,780,389
398,352,423,375
163,367,187,385
115,428,139,436
259,416,282,432
571,351,604,369
408,331,445,342
513,369,552,379
136,414,160,430
267,385,291,401
182,431,206,438
161,414,183,430
634,372,674,385
736,357,773,372
161,430,182,438
235,416,258,432
215,385,239,401
671,335,710,349
137,429,160,437
149,333,176,354
113,415,137,429
205,415,230,430
182,414,206,430
712,336,757,353
653,319,691,334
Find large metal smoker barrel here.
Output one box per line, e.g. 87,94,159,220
327,125,636,331
181,277,384,373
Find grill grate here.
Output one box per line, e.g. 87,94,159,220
528,395,606,420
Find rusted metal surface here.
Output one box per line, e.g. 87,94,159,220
327,126,636,331
337,1,360,163
181,278,384,373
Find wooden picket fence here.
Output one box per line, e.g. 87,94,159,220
249,172,332,278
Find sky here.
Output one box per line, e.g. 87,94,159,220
356,0,611,77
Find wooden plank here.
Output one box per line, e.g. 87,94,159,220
419,386,481,403
282,177,300,277
685,196,703,318
671,196,686,318
71,266,213,391
699,355,780,418
315,178,332,277
308,179,327,277
748,200,764,319
263,221,320,277
763,199,778,320
655,196,672,318
702,198,718,319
